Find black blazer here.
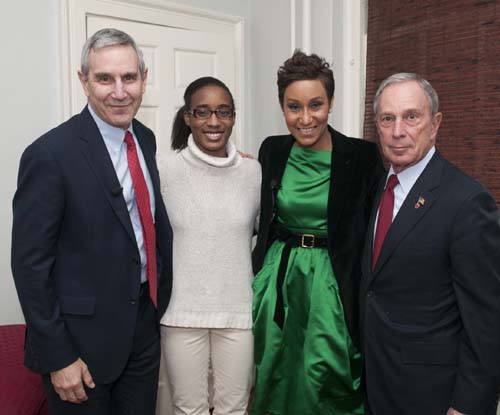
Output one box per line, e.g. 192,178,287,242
11,107,173,383
360,151,500,414
253,126,383,346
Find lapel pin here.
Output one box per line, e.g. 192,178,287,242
414,196,425,209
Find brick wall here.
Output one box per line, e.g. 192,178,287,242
363,0,500,203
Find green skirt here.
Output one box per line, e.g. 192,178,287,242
251,240,363,415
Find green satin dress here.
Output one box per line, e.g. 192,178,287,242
252,146,363,415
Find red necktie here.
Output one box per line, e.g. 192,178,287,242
372,174,399,270
124,131,157,308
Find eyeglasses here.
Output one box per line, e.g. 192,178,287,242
187,107,235,119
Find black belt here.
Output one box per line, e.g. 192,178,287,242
273,227,328,329
274,227,328,249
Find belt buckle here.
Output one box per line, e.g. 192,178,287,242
301,234,315,248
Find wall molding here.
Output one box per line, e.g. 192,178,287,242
290,0,296,53
287,0,367,137
341,0,364,137
302,0,311,53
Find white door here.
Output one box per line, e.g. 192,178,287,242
86,15,237,154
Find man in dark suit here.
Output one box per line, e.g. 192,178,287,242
11,28,172,414
360,73,500,415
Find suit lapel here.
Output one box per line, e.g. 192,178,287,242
362,173,386,283
328,127,356,234
268,134,294,187
77,107,136,245
371,152,444,277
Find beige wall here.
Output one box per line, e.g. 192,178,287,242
1,0,60,324
1,0,289,324
1,0,358,323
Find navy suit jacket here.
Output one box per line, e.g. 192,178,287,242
360,151,500,414
11,107,173,383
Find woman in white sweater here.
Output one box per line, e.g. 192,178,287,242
157,77,261,415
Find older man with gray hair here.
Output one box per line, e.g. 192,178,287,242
11,28,173,414
360,72,500,415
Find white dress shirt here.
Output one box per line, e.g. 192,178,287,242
374,146,435,235
88,105,155,283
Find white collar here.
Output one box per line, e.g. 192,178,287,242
388,146,435,195
88,104,133,152
184,135,239,168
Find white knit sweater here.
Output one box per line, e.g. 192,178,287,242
157,136,261,329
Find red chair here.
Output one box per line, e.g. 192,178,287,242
0,324,48,415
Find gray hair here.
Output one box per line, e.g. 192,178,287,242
373,72,439,116
80,28,146,79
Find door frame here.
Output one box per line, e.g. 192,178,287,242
58,0,245,146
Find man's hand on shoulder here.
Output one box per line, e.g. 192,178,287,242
50,358,95,403
447,407,465,415
238,150,255,160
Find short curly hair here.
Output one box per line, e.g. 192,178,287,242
277,49,335,107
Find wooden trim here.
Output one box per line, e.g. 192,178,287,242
302,0,311,53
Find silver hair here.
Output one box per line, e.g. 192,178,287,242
80,28,146,79
373,72,439,116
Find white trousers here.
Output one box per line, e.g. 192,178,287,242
160,326,253,415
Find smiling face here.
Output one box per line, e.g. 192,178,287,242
282,79,333,150
376,80,442,173
78,44,147,129
183,85,235,157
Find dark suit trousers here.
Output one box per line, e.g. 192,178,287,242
42,285,160,415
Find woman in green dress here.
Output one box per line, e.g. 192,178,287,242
251,50,383,415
